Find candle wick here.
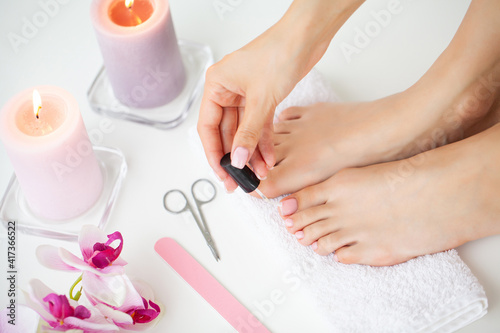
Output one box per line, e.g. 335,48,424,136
36,106,41,119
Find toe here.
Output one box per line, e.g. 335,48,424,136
299,219,340,246
333,246,362,264
273,139,289,165
286,204,334,233
334,244,403,266
313,231,355,256
277,106,304,121
279,181,331,216
273,122,291,134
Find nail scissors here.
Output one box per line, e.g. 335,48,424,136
163,179,220,261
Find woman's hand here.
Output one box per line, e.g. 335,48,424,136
197,0,364,191
198,26,303,191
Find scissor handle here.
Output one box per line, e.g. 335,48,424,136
191,179,217,206
163,189,190,214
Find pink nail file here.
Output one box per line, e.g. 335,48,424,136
154,238,271,333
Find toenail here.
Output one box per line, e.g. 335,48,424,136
333,254,339,262
311,242,318,251
285,219,293,227
295,231,304,240
279,198,298,216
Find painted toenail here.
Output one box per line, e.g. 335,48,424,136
279,198,298,216
295,231,304,240
285,219,293,227
333,254,339,262
311,242,318,251
231,147,249,169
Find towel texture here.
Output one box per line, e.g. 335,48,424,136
191,69,487,333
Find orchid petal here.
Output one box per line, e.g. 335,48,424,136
113,276,145,311
92,248,116,269
74,306,91,320
99,265,125,275
25,279,57,323
36,245,80,272
43,293,74,319
81,272,129,308
118,280,163,331
79,225,108,262
132,308,160,323
94,303,133,325
148,300,160,313
129,280,155,302
58,248,118,276
39,326,84,333
23,290,56,326
117,302,164,331
105,231,123,258
59,248,93,271
63,315,119,331
90,232,124,268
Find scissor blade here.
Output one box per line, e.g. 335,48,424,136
206,239,220,262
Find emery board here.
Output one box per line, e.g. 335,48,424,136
154,238,270,333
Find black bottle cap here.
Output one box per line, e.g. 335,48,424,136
220,153,260,193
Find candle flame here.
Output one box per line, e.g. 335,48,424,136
33,89,42,119
125,0,134,9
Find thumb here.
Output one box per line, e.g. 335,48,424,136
231,97,274,169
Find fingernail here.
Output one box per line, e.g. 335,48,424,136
223,181,235,194
295,231,304,240
256,173,267,180
231,147,248,169
285,218,293,227
279,198,298,216
267,164,274,170
311,242,318,251
333,254,339,262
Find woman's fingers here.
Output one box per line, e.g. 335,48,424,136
231,95,276,170
198,92,227,182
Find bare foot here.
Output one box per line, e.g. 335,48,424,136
258,62,500,198
278,123,500,266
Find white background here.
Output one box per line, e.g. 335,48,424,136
1,0,499,332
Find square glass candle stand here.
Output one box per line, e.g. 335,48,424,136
87,40,214,129
0,146,127,241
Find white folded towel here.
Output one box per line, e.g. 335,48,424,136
190,69,488,333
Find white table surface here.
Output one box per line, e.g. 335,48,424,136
1,0,499,332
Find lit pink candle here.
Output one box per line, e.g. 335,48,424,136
91,0,186,108
0,86,103,220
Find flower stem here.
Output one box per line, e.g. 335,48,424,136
69,274,83,301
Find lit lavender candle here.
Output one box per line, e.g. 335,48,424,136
90,0,186,108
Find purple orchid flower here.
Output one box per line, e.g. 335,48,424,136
43,293,90,324
127,297,161,324
81,279,163,331
36,225,127,276
25,279,119,332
